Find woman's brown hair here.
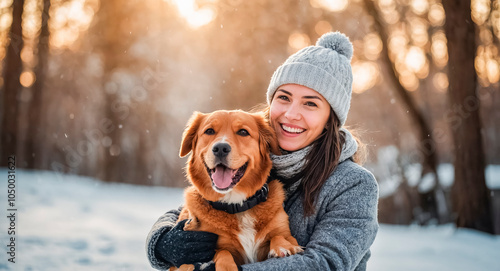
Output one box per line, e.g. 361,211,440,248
300,107,366,215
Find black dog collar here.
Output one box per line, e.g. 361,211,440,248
208,183,269,214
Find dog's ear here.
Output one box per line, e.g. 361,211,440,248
180,111,206,157
253,112,280,156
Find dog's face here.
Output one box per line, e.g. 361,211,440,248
180,110,279,203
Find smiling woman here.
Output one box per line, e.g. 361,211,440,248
167,0,216,28
269,84,331,152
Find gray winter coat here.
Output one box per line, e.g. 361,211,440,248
146,159,378,271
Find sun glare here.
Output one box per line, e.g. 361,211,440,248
428,3,445,26
50,0,95,49
20,70,36,87
410,0,429,15
167,0,216,28
310,0,348,12
352,61,379,94
486,58,500,83
431,31,448,68
471,0,490,26
288,32,311,51
364,33,383,61
315,21,333,36
433,72,448,92
405,46,426,73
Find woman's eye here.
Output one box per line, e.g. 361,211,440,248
237,129,249,136
306,101,318,107
277,95,290,102
205,128,215,135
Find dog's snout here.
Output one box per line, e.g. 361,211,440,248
212,143,231,158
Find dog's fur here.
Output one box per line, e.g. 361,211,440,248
171,110,302,271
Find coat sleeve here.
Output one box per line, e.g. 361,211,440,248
145,206,182,270
242,168,379,271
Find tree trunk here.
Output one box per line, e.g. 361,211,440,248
91,0,129,182
24,0,51,169
1,0,24,165
363,0,439,178
442,0,493,233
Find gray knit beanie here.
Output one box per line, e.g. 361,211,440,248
267,31,353,126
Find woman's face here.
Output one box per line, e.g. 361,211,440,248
270,84,331,152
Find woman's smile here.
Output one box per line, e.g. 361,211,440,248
280,123,305,134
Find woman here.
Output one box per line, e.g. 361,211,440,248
146,32,379,271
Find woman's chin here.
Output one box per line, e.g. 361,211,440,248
278,142,301,152
278,133,310,152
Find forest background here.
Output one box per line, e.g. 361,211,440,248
0,0,499,235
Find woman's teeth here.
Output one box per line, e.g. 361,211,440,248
281,124,304,134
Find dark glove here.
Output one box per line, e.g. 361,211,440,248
191,261,243,271
154,219,218,267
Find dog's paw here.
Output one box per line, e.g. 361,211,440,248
268,245,303,258
291,245,304,254
268,247,291,258
268,235,305,258
183,218,199,231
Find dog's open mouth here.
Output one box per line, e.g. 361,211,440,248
206,163,247,191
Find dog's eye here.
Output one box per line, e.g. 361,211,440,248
205,128,215,135
237,129,249,136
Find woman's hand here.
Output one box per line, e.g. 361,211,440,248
154,219,218,267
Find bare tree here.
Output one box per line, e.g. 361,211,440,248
24,0,51,168
1,0,24,165
363,0,448,223
90,0,129,182
363,0,439,178
442,0,493,233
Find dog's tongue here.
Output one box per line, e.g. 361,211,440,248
212,165,236,189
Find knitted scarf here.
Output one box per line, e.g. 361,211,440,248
270,128,358,197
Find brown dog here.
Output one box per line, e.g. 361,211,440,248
171,110,302,271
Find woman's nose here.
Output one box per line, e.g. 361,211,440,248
284,104,301,120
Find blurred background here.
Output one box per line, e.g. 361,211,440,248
0,0,499,244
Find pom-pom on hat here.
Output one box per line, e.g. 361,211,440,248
267,31,354,126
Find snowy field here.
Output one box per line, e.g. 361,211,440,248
1,169,499,270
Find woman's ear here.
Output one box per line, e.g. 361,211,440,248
253,112,280,156
180,112,206,157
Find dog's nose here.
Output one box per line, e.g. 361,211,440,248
212,143,231,158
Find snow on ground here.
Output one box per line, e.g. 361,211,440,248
367,224,500,271
1,169,499,270
0,169,183,270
